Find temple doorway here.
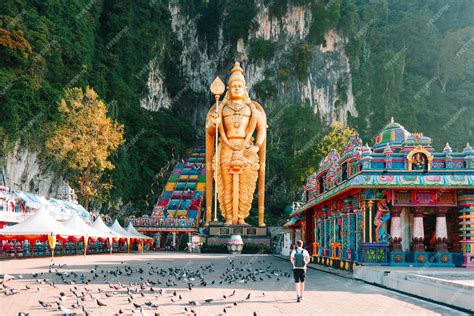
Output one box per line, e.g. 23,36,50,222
423,210,436,252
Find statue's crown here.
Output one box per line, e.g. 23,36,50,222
228,62,246,86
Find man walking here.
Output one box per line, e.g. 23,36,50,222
290,240,310,302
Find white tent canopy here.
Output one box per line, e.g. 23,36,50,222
0,207,82,238
91,216,122,240
126,222,153,240
110,220,136,239
64,212,108,240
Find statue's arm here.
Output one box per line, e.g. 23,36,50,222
206,104,217,136
255,109,267,148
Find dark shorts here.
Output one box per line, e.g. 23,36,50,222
293,268,306,283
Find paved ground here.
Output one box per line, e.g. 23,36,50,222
0,253,467,315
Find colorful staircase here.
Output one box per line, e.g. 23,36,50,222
129,147,206,229
153,147,206,225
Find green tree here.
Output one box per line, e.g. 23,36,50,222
222,0,258,43
265,103,322,221
248,37,277,62
438,27,474,92
308,0,342,45
289,43,314,82
317,123,357,158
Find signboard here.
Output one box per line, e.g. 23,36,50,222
414,190,435,204
438,190,456,205
394,190,412,205
392,189,456,206
137,227,196,232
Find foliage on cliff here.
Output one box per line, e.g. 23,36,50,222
336,0,473,149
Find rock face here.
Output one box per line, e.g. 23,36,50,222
139,58,172,111
142,2,358,125
2,142,62,197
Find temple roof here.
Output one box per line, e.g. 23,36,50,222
373,117,410,151
291,174,474,217
341,135,363,161
464,143,473,155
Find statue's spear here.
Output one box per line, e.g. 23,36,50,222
210,77,225,222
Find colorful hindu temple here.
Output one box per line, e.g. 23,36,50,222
286,118,474,268
0,183,90,228
126,147,206,249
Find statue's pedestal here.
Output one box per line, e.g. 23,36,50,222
204,223,270,253
209,221,224,226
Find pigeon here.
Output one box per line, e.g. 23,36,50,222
3,274,16,282
39,300,50,308
71,299,81,309
4,288,18,295
81,305,89,316
204,298,213,303
246,293,251,300
96,299,107,307
59,304,75,315
133,302,142,308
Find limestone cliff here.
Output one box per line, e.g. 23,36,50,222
141,1,357,126
2,142,63,197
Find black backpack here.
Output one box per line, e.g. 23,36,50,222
294,248,306,268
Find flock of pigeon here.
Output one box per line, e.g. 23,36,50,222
2,257,292,315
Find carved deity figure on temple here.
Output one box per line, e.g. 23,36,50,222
205,63,267,226
413,152,427,170
374,199,391,243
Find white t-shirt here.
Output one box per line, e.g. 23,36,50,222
290,247,310,269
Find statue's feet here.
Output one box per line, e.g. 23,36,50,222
224,219,233,226
238,219,249,226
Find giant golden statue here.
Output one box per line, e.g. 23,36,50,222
205,62,267,226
